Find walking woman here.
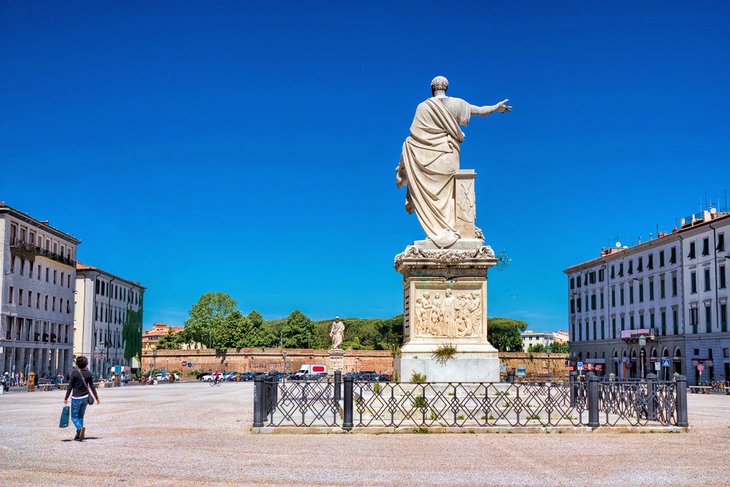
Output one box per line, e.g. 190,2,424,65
64,356,101,441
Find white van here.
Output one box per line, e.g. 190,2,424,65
292,364,327,378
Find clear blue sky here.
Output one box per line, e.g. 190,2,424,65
1,1,728,331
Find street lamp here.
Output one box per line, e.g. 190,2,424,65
638,335,646,380
282,351,287,375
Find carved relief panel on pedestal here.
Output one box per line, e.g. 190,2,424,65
411,284,484,338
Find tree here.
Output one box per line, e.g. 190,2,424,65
281,310,320,348
241,310,275,348
547,341,569,354
123,290,144,362
156,329,183,350
215,311,249,349
527,343,546,353
487,317,527,352
184,292,238,348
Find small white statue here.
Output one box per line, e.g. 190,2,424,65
330,316,345,350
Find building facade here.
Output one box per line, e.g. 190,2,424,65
74,263,144,377
142,323,184,351
0,204,79,378
520,330,568,352
565,210,729,384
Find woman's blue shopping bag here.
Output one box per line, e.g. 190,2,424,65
59,405,70,428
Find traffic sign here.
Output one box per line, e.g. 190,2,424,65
187,363,193,368
654,361,661,371
661,358,671,367
577,361,583,371
697,364,705,372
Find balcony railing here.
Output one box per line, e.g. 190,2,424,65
9,239,76,267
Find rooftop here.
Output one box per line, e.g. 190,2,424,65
76,261,145,289
0,202,81,244
564,210,730,273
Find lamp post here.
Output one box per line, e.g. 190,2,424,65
638,335,646,380
282,351,287,375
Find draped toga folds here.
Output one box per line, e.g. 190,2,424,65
397,96,472,248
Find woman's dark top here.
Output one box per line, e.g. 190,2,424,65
64,369,98,400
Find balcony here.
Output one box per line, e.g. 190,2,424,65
9,239,76,268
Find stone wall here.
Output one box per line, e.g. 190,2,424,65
142,348,569,380
141,348,394,376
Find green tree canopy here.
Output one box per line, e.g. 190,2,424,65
547,341,569,354
184,292,238,348
241,310,275,348
527,343,546,353
281,310,320,348
487,317,527,352
156,329,184,350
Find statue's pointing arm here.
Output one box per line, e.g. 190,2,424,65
470,99,512,117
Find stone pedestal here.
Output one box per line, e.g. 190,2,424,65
328,349,344,375
394,239,500,383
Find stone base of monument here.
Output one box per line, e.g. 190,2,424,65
328,348,344,375
396,347,499,383
394,238,501,383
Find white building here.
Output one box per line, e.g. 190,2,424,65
74,263,144,377
520,330,567,352
564,209,729,384
0,204,79,378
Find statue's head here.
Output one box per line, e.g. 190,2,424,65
431,76,449,95
446,288,452,297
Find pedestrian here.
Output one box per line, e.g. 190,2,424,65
64,356,101,441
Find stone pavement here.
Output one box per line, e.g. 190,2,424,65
1,382,728,486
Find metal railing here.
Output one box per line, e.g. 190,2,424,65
253,372,688,430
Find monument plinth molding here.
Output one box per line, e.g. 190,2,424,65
328,348,345,375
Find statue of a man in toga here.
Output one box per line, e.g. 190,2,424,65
396,76,511,248
330,317,345,350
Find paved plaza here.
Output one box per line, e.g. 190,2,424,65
1,382,729,486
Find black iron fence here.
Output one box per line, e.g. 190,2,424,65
253,372,688,430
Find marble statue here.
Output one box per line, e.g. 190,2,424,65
396,76,511,248
330,317,345,350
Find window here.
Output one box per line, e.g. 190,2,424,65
717,233,725,252
688,241,696,259
611,287,616,307
619,263,624,277
720,265,726,289
95,280,100,294
591,294,597,310
593,320,597,340
621,315,625,331
599,269,604,282
673,308,679,335
721,303,728,332
630,314,635,330
661,309,667,336
8,286,13,304
611,265,615,279
67,275,70,287
704,268,711,292
570,299,575,314
53,270,57,285
670,247,677,264
18,289,23,306
637,257,643,272
702,237,709,256
601,319,605,340
36,292,40,309
600,292,604,309
628,260,634,275
690,307,698,333
693,348,700,356
672,274,678,296
706,303,712,333
37,265,41,280
639,282,644,303
570,277,574,290
647,254,653,270
660,276,666,299
690,272,697,294
659,250,665,267
649,279,654,301
27,290,31,307
612,318,617,339
577,297,582,312
620,286,625,306
45,268,49,282
640,314,644,328
19,258,24,276
629,285,634,304
650,312,655,330
44,295,48,310
52,297,56,312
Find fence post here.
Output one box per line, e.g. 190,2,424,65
343,375,353,431
675,374,688,427
253,375,264,428
569,371,577,407
587,372,599,428
334,370,341,402
646,373,657,421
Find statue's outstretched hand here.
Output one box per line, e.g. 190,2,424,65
496,99,512,113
